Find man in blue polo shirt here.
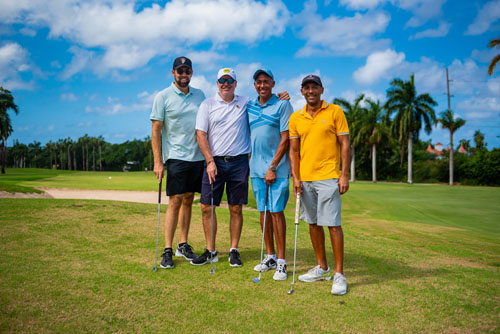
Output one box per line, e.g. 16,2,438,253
150,56,205,269
248,69,293,280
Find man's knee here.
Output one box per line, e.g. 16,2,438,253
182,192,195,204
168,194,183,208
228,205,242,215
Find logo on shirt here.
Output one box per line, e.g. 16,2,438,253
322,120,325,123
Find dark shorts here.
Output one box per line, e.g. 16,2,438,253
200,154,249,206
165,159,204,196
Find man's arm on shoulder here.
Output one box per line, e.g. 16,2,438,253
338,134,350,194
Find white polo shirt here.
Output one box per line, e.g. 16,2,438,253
196,93,251,157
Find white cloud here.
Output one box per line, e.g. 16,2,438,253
0,42,34,90
339,0,446,27
296,1,391,57
410,21,450,40
86,90,157,115
339,89,386,106
20,27,36,37
190,75,217,98
186,50,230,72
9,0,289,74
60,93,78,101
465,0,500,35
353,49,405,84
59,46,94,80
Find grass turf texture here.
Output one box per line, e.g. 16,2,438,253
1,183,499,333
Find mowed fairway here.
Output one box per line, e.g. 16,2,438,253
1,171,499,333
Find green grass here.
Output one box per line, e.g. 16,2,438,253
1,180,499,333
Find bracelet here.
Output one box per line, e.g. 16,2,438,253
207,160,214,165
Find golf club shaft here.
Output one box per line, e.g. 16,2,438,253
291,193,300,286
154,179,162,270
256,184,270,281
210,182,215,273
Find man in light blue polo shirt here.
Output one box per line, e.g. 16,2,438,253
150,56,205,269
248,69,293,280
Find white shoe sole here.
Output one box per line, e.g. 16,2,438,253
175,249,196,261
159,263,174,269
253,264,276,272
331,288,347,295
273,274,287,281
190,256,219,266
298,275,332,283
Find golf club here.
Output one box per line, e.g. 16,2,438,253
252,184,269,283
209,182,215,274
288,192,301,294
152,179,162,272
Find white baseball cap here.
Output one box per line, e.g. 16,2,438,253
217,68,236,80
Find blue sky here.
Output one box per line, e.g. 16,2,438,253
1,0,500,148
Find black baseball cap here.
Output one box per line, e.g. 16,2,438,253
301,74,322,87
173,56,192,70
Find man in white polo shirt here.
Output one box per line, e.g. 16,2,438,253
150,56,205,269
192,68,251,267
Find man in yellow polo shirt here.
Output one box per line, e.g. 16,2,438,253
289,74,350,295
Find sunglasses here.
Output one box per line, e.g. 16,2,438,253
176,68,192,75
218,78,235,84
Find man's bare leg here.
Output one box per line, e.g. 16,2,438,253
228,204,243,249
201,203,217,251
271,211,286,260
309,224,328,270
328,226,344,274
164,194,183,248
177,192,195,244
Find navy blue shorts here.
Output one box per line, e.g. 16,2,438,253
200,154,249,206
165,159,204,196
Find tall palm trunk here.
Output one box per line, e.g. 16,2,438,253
1,138,5,174
407,133,413,184
73,150,77,171
372,144,377,183
350,144,355,182
449,131,454,186
86,144,89,171
67,146,71,170
92,146,96,171
99,145,102,171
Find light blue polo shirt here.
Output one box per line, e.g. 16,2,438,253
150,83,205,162
247,94,293,178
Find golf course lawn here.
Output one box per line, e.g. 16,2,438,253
1,169,499,333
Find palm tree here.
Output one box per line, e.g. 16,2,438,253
333,94,365,182
97,135,105,171
0,87,19,174
64,137,73,170
46,141,56,169
385,74,437,184
355,99,392,182
488,36,500,76
439,110,466,185
473,130,486,149
144,135,152,171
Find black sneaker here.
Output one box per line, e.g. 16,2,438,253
160,248,174,269
228,249,242,267
175,242,198,261
190,249,218,266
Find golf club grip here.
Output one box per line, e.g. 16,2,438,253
158,179,162,203
294,193,301,225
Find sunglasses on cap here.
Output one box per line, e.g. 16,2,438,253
176,68,192,75
217,78,235,84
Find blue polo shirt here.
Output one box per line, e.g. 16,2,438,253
247,94,293,178
150,83,205,162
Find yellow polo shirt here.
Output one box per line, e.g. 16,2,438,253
289,101,349,181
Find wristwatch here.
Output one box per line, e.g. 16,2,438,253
269,165,277,172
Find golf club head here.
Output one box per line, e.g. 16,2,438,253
252,277,260,283
152,266,157,272
210,268,215,274
287,288,294,295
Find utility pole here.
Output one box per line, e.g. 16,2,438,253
446,68,454,186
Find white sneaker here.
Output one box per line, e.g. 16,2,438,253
298,265,332,282
273,262,287,281
331,273,347,295
253,256,277,272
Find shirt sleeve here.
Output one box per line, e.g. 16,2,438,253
279,101,294,133
196,99,210,132
150,92,165,121
334,105,349,135
288,112,298,138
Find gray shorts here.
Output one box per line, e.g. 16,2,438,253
300,179,341,227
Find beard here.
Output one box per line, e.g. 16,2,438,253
175,77,190,88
